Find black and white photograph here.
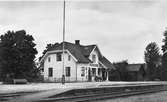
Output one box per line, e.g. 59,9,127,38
0,0,167,102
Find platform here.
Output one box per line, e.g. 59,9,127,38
1,81,166,102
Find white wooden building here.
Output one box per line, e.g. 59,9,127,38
40,40,115,82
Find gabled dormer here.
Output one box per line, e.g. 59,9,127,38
88,45,103,64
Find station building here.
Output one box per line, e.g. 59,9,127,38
40,40,115,82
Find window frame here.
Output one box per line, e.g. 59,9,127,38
56,53,62,61
66,67,71,77
68,55,71,61
92,54,96,63
48,67,53,77
48,57,51,62
81,67,85,77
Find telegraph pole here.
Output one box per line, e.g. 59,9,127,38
62,0,66,84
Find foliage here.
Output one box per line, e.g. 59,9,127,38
38,42,59,73
160,29,167,80
144,42,161,63
0,30,38,81
144,42,161,80
113,60,129,81
162,30,167,53
39,43,59,61
161,53,167,80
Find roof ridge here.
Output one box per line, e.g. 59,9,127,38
60,41,96,47
81,44,96,47
128,63,144,65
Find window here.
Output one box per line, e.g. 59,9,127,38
92,54,96,63
66,67,71,77
48,68,53,77
92,68,96,76
68,55,71,61
98,68,101,75
81,67,85,77
56,53,62,61
48,57,51,62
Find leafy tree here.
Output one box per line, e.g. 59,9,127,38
39,43,59,61
144,42,161,80
162,30,167,52
0,30,38,81
161,29,167,80
38,43,59,72
113,60,128,81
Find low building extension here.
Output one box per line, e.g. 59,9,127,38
126,64,146,81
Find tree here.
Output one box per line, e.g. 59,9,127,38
38,42,59,73
144,42,161,80
162,30,167,52
0,30,38,81
161,29,167,80
113,60,128,81
39,43,59,61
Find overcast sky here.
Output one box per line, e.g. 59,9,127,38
0,0,166,63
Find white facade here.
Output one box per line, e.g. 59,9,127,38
42,46,107,82
44,51,78,82
88,49,100,80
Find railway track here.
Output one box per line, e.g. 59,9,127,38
37,84,167,102
0,93,21,101
0,91,42,102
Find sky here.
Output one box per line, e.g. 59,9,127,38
0,0,166,63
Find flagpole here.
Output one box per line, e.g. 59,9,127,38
62,0,66,84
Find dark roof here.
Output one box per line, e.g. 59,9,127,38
45,41,114,69
48,42,92,63
99,57,115,70
80,45,96,56
126,64,145,72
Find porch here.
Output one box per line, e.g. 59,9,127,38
87,67,108,82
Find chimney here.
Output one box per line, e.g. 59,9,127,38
75,40,80,45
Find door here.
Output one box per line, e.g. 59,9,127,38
88,68,92,81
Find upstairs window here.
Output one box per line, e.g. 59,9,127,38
92,54,96,63
56,53,62,61
68,55,71,61
48,57,51,62
81,67,85,77
66,67,71,77
48,68,53,77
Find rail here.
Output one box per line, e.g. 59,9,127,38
37,83,167,102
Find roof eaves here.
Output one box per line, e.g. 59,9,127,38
99,61,107,68
40,49,78,63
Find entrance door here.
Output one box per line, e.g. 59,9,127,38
102,68,106,81
88,68,92,81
